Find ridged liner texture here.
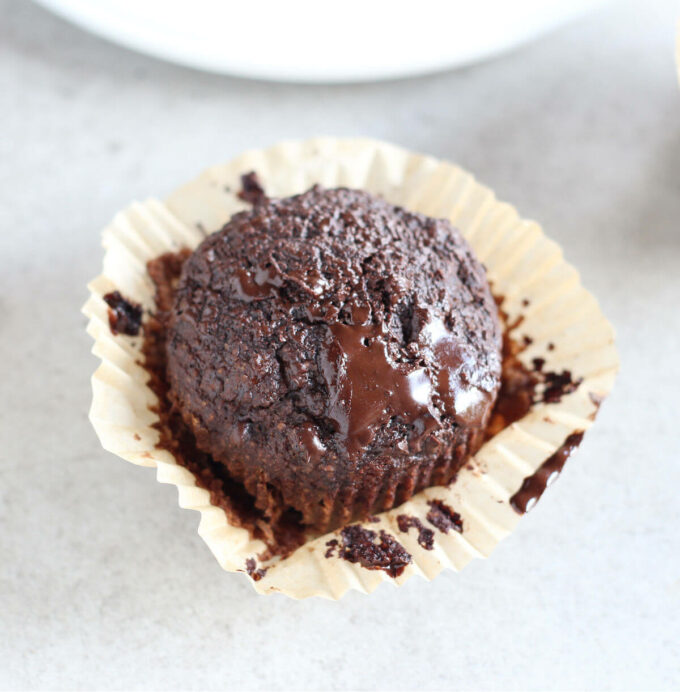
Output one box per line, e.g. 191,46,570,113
83,138,618,599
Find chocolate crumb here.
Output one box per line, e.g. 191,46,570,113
327,525,412,578
133,433,141,441
510,431,584,513
238,171,266,205
396,515,435,550
426,500,463,533
103,290,142,336
367,515,380,523
541,370,582,404
324,538,339,558
521,298,530,307
244,557,268,582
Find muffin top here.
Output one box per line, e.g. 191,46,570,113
165,186,502,522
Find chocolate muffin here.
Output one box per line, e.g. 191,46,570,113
166,186,502,533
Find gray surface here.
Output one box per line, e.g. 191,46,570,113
1,1,679,690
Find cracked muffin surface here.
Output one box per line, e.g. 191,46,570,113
166,186,502,532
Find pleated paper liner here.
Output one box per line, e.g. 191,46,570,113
83,138,618,599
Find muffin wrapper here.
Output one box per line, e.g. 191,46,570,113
84,138,618,599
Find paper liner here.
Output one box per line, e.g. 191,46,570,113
84,138,618,599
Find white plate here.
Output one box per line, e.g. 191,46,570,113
35,0,602,83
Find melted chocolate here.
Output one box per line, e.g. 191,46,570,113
319,320,437,458
426,499,463,533
396,515,435,550
326,525,412,578
103,290,142,336
244,557,268,582
238,171,266,205
298,422,326,464
315,312,498,460
510,431,584,514
422,318,496,427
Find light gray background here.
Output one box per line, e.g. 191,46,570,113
1,1,679,690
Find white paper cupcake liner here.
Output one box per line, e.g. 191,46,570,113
83,138,618,599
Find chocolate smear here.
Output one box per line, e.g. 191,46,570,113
510,431,584,514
